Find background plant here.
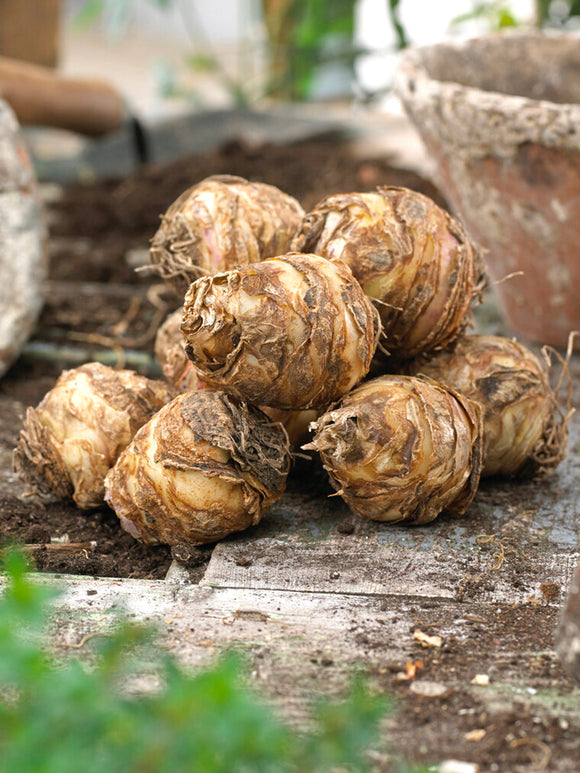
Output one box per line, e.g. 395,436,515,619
0,549,402,773
450,0,580,30
73,0,580,105
73,0,410,102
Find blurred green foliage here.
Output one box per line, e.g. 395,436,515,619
0,550,393,773
74,0,172,39
73,0,408,102
450,0,580,30
73,1,580,104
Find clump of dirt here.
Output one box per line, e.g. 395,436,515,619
0,495,172,579
46,137,445,288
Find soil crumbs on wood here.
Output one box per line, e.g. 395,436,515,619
374,601,577,772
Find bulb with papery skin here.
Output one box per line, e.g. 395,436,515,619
104,390,290,547
407,334,569,477
292,186,485,358
149,174,304,294
14,362,175,509
305,374,483,524
155,307,209,393
155,306,319,447
180,252,381,411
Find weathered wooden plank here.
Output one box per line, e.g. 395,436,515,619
5,574,566,669
2,572,578,767
201,416,580,606
202,529,578,605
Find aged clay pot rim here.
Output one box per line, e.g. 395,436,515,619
394,29,580,154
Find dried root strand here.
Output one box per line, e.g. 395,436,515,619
13,362,176,509
149,174,304,294
408,334,571,477
292,186,486,359
305,375,483,524
104,390,291,547
532,333,576,474
180,252,381,411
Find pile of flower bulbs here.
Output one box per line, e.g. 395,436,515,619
15,174,571,549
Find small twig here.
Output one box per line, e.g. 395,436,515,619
510,737,551,770
58,632,112,650
67,332,128,368
4,541,97,555
111,295,143,337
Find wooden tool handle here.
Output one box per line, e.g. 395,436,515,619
0,56,126,137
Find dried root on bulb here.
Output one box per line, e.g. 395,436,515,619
292,186,485,358
104,390,290,547
408,334,570,477
180,252,381,411
305,375,483,524
13,362,175,509
149,174,304,294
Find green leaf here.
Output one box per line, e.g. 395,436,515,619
0,551,392,773
72,0,106,30
498,9,518,26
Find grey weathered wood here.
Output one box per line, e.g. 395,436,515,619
0,98,46,379
556,561,580,682
1,573,576,738
202,415,580,607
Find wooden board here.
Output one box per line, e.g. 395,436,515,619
201,417,580,607
0,0,61,68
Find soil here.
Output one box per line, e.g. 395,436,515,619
377,601,577,772
0,135,444,579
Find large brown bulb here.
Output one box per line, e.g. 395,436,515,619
407,334,569,477
306,375,483,524
292,186,485,359
154,306,318,447
149,174,304,294
180,253,381,410
13,362,175,509
104,390,290,547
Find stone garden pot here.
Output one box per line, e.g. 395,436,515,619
394,31,580,349
0,97,45,379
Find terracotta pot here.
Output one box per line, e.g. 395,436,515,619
394,31,580,349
